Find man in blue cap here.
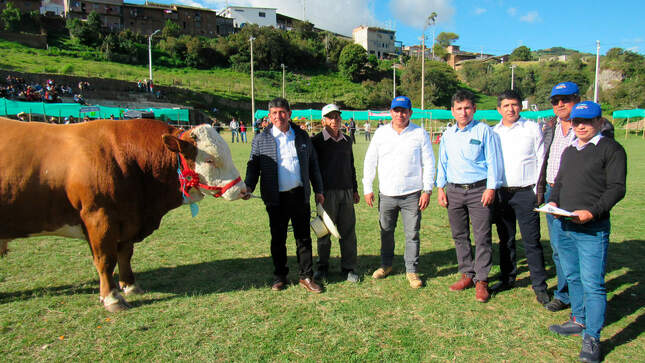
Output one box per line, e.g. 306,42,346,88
546,101,626,363
363,95,435,289
536,81,580,312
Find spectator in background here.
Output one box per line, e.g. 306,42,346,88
363,121,371,141
547,101,626,363
17,112,27,121
348,118,356,144
229,118,239,143
239,121,247,143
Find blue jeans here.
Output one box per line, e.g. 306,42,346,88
231,130,239,143
553,218,610,339
545,184,569,304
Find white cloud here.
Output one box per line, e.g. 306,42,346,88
627,46,640,52
180,0,205,7
388,0,455,30
507,7,517,16
475,8,486,15
520,11,540,23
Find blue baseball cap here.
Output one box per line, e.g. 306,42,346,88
570,101,601,119
550,82,579,98
390,96,412,110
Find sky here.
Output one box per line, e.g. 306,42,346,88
130,0,644,55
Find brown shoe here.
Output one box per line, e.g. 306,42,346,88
271,277,288,291
449,274,474,291
475,281,490,303
299,278,323,293
372,266,393,279
406,273,423,289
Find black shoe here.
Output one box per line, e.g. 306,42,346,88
535,289,550,305
579,334,601,362
545,298,571,312
549,317,585,336
313,269,328,281
489,280,514,294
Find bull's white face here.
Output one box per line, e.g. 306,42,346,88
190,125,246,201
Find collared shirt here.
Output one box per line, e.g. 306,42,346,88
546,118,575,184
271,126,303,192
436,120,503,190
322,127,347,142
363,122,435,196
571,132,603,151
229,120,238,130
493,118,544,187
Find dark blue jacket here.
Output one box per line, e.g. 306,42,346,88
245,122,323,206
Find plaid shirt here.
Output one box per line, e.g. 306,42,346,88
546,119,574,184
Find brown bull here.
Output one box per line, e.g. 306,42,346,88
0,118,246,311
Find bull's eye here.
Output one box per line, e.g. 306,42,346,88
205,159,214,164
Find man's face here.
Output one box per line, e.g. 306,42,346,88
323,112,342,134
497,98,521,124
390,107,411,129
572,118,602,143
551,95,577,121
451,99,476,128
269,106,291,132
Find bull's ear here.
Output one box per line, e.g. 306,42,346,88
162,134,196,155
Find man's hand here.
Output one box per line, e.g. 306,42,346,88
481,189,495,207
353,191,360,204
548,202,560,219
364,192,374,207
315,193,325,205
419,191,431,211
571,210,593,224
241,188,252,200
437,188,447,208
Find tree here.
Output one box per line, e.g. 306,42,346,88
1,2,21,32
436,32,459,47
66,11,102,46
400,59,460,108
510,46,532,61
338,44,369,82
162,20,181,38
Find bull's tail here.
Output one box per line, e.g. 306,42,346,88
0,240,9,257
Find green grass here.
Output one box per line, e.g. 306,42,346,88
1,129,642,361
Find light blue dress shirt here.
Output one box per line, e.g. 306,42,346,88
436,120,503,190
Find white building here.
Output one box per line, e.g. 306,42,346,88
40,0,65,16
352,25,396,59
220,6,277,29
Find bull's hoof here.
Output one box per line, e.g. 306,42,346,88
122,283,144,296
100,289,131,312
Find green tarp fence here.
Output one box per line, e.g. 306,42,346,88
1,98,190,122
612,109,645,119
254,108,555,121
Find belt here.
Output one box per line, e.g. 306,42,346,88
448,179,487,190
280,186,303,195
548,183,555,188
501,185,535,193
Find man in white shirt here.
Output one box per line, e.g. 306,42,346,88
229,118,239,143
491,90,550,305
363,96,435,289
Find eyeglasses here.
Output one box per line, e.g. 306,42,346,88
550,96,575,105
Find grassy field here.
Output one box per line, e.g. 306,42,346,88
0,130,643,361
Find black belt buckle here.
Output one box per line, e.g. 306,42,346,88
452,179,486,190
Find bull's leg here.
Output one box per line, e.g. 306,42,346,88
84,212,130,312
117,242,143,295
0,239,11,257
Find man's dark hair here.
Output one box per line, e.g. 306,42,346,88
497,90,523,107
268,97,290,111
451,90,476,107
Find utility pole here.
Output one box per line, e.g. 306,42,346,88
392,63,396,97
428,12,437,60
148,29,160,94
281,63,286,98
250,37,255,124
510,65,516,90
594,40,600,103
420,35,425,112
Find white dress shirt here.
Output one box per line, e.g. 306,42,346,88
363,122,435,196
493,118,544,187
272,126,303,191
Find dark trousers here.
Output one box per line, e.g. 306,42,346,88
316,189,357,273
494,188,547,291
266,187,313,279
446,184,493,283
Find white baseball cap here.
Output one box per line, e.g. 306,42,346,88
321,104,341,117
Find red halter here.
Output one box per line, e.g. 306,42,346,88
176,132,241,199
